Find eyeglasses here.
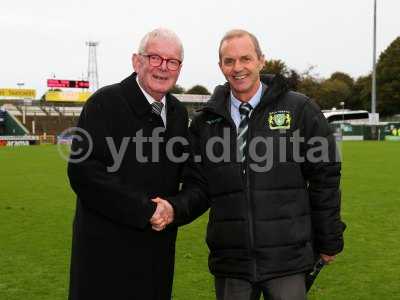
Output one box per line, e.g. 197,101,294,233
140,54,182,71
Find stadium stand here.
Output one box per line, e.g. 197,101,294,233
0,94,208,138
2,103,21,116
22,115,78,136
0,103,79,136
3,96,397,143
0,108,6,135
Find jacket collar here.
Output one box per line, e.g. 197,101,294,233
204,74,288,118
120,72,177,118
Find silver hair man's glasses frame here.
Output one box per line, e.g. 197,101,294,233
140,54,182,71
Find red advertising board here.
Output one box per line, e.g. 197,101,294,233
47,79,89,89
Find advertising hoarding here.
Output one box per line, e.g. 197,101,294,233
45,91,91,102
0,88,36,99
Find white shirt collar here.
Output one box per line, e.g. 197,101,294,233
135,76,167,126
230,82,263,110
135,76,166,108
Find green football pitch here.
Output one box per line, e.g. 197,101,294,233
1,142,399,299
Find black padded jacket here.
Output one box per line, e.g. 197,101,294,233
168,74,346,283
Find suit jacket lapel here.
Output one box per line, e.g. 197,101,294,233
120,72,181,137
120,72,152,118
165,94,179,137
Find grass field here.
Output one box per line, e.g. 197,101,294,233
1,142,399,299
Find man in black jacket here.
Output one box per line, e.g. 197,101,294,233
67,28,187,300
154,29,346,300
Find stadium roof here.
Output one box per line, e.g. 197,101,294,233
172,94,210,103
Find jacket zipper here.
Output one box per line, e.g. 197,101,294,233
245,109,259,282
204,105,260,281
245,102,271,282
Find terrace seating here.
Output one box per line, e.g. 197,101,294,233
15,115,79,136
1,93,209,136
0,109,6,123
2,104,81,135
1,104,21,116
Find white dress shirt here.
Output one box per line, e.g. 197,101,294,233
136,77,167,126
230,82,263,129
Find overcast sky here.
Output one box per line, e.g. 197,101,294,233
1,0,399,97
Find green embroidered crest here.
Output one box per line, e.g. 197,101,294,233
268,111,291,130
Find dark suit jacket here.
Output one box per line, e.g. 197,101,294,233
68,73,189,300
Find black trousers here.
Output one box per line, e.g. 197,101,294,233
215,273,306,300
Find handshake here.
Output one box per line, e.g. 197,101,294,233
149,197,175,231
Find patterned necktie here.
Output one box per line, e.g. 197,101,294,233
237,102,253,162
152,101,164,116
151,101,164,127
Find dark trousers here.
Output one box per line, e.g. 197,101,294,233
215,273,306,300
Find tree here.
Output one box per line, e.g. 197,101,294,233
349,37,400,115
317,79,351,110
330,72,354,88
287,69,301,91
297,76,321,102
186,85,210,95
348,75,371,110
376,36,400,116
261,59,301,90
324,72,357,110
170,84,185,94
297,70,356,110
261,59,289,76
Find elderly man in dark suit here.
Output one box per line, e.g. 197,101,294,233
67,28,188,300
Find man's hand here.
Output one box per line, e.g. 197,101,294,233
320,253,336,264
150,197,174,231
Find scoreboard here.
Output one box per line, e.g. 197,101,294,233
47,79,89,89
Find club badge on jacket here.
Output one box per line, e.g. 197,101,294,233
268,111,292,130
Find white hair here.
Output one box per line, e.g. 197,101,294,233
138,28,184,60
